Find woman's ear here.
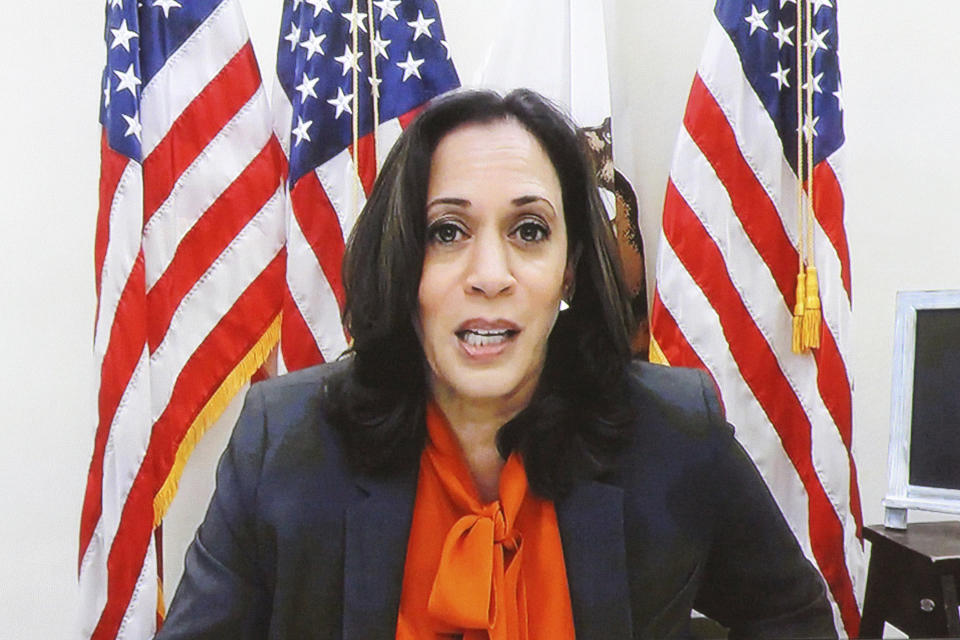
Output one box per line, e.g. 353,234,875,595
563,244,582,303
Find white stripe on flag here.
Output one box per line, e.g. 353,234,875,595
79,345,151,638
143,86,273,288
285,213,350,361
116,532,159,640
148,188,285,418
94,162,144,360
140,0,250,157
314,146,367,244
375,118,404,169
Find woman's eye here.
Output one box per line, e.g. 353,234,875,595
427,221,465,244
515,221,549,243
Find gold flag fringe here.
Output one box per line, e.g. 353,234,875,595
153,313,282,527
648,335,669,366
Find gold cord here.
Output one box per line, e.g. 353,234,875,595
367,0,379,174
801,0,821,350
791,0,806,353
351,0,360,220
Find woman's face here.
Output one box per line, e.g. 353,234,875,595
418,118,571,410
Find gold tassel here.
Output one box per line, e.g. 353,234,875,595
792,270,806,354
802,265,821,349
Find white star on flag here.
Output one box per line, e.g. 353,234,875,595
152,0,182,19
334,45,363,76
327,86,354,119
833,83,845,111
300,30,326,60
110,0,124,8
292,115,313,146
744,5,769,35
283,22,301,53
121,111,142,141
295,73,320,102
306,0,332,18
370,31,391,60
807,27,829,54
103,77,111,108
779,0,795,6
801,115,820,138
802,72,824,94
407,10,435,41
368,75,382,99
113,63,142,96
770,61,790,90
110,19,138,52
341,7,369,33
772,22,794,49
396,51,425,81
374,0,401,21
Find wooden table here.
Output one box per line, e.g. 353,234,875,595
860,522,960,638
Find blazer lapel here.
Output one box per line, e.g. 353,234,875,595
556,480,633,640
342,469,418,640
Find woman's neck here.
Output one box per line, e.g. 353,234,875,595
431,390,530,503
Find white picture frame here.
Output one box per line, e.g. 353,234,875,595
884,289,960,529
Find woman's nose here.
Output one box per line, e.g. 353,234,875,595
464,234,515,297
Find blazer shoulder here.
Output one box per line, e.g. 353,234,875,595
625,360,726,437
235,359,354,473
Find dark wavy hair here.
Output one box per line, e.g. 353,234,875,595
325,88,636,500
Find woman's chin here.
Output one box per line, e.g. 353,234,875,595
432,368,537,408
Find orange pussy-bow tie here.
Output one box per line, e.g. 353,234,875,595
426,452,530,640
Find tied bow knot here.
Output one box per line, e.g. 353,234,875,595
427,502,528,639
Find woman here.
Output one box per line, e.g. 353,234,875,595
158,89,836,639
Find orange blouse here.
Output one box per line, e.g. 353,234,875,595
395,403,577,640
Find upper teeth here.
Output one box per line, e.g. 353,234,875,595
462,329,511,346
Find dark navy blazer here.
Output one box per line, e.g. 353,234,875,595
157,361,836,639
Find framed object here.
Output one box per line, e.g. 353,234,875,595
884,290,960,529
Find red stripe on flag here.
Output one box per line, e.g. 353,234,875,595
397,106,423,129
142,43,261,221
650,292,725,415
92,254,284,639
95,133,129,299
662,182,860,635
290,171,346,310
80,251,147,567
650,291,706,370
351,132,377,196
280,287,326,372
814,329,863,539
684,75,797,306
146,137,284,352
812,162,852,301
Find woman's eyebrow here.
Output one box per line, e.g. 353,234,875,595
512,195,557,216
426,197,471,209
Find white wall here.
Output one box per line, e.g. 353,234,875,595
2,1,959,637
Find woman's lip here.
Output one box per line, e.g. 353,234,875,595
455,318,521,332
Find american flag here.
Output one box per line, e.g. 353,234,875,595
650,0,863,635
272,0,459,371
79,0,284,637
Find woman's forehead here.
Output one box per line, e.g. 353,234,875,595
427,119,561,197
